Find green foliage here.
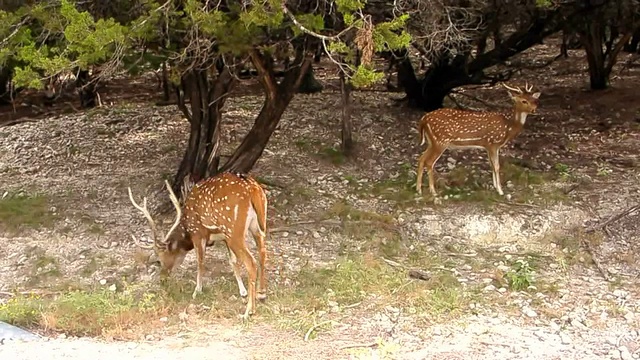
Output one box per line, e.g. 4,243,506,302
505,259,535,291
335,0,367,13
350,65,385,87
372,14,411,52
1,0,411,91
535,0,554,8
291,13,325,36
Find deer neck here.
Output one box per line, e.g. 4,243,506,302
513,110,529,126
499,109,528,142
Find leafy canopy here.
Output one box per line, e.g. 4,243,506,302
1,0,411,89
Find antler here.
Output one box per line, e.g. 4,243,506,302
128,187,161,249
163,180,182,244
502,83,523,93
524,81,533,93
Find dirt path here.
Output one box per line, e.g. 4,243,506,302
2,310,639,360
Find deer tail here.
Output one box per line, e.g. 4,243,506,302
250,183,268,238
418,119,427,146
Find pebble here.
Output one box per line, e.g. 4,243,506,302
619,346,633,360
560,332,572,345
483,284,496,292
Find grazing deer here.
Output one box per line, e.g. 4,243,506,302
127,172,268,320
415,82,541,197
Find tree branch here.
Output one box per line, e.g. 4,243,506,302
249,49,278,100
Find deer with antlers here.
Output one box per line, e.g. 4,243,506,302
127,172,268,320
416,82,541,197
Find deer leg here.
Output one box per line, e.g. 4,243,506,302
252,228,267,301
487,147,504,195
416,149,429,195
231,243,258,320
227,244,248,299
192,235,207,299
421,145,446,196
247,205,268,301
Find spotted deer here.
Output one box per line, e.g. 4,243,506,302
128,172,268,320
415,83,541,197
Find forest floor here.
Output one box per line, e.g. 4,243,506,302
0,39,639,360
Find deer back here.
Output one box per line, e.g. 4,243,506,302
420,108,514,147
182,172,265,238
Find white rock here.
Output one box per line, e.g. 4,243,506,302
560,332,571,345
99,279,107,285
624,312,635,322
483,285,496,292
619,346,633,360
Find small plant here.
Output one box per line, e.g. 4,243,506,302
554,163,571,180
504,259,535,291
596,162,612,177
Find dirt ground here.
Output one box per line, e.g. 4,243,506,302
1,36,639,359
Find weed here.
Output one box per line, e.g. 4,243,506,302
554,163,572,180
504,259,535,291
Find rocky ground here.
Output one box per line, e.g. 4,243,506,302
1,40,640,359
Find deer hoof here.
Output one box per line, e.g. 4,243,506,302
192,288,201,299
257,292,268,302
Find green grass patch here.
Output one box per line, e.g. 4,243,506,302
0,193,59,233
435,160,567,206
0,250,473,340
318,146,347,165
370,163,417,205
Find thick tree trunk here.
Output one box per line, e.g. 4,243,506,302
339,71,353,155
396,54,460,112
172,67,234,196
297,65,323,94
623,28,640,53
577,11,631,90
75,69,97,108
221,49,311,173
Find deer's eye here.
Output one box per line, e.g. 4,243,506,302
521,100,527,104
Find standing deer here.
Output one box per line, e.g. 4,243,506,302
415,82,541,197
127,172,268,320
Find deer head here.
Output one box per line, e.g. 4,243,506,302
128,180,189,274
503,82,541,115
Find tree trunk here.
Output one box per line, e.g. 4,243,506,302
75,69,97,108
579,19,608,90
161,62,170,102
623,28,640,53
339,71,353,155
221,49,311,173
396,54,458,112
172,67,234,196
0,67,13,105
296,65,323,94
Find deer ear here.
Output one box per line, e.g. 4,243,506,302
531,92,541,99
